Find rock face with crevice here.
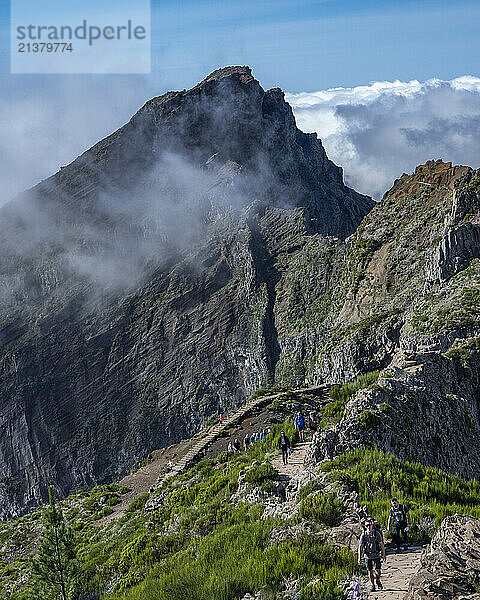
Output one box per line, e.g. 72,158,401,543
406,515,480,600
0,66,374,518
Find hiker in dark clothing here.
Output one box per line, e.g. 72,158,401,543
277,431,291,465
387,497,411,551
358,521,386,592
243,434,250,451
233,438,241,452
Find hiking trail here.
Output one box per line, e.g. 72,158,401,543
271,438,423,600
271,440,310,482
97,385,328,525
370,547,422,600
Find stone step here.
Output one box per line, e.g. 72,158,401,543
145,384,333,491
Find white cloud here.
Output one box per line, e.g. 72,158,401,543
287,76,480,199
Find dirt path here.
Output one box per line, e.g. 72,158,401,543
371,547,423,600
97,387,328,525
271,440,310,482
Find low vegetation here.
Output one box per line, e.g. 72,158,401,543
321,371,379,428
321,447,480,542
298,493,345,527
444,336,480,368
0,418,358,600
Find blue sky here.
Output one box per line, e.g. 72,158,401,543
148,0,480,91
1,0,479,90
0,0,479,200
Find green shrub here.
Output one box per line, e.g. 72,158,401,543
299,580,343,600
321,400,345,426
217,451,230,463
245,463,276,484
94,507,113,519
356,409,381,428
299,493,345,526
322,371,379,427
251,387,274,399
260,480,277,494
268,398,284,411
297,481,322,502
444,337,480,368
125,493,149,515
321,447,480,541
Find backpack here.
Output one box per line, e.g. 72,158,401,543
362,531,381,558
391,504,407,526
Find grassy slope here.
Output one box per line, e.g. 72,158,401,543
0,419,357,600
322,448,480,544
2,391,480,598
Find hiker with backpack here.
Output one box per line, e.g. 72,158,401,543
294,411,306,441
277,431,291,465
387,497,411,551
308,411,318,435
358,520,386,592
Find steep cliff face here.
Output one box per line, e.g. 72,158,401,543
305,161,480,479
0,67,374,518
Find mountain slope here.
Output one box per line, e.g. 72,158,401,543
305,161,480,479
0,66,374,518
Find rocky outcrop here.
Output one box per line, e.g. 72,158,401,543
427,168,480,284
302,161,480,479
307,342,480,480
406,515,480,600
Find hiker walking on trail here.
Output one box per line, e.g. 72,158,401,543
277,431,291,465
243,434,250,451
358,521,386,592
308,411,318,435
294,411,306,442
387,497,411,551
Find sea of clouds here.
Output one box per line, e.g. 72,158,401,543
287,76,480,199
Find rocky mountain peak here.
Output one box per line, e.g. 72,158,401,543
194,65,255,86
5,66,373,256
132,65,374,239
384,159,471,200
